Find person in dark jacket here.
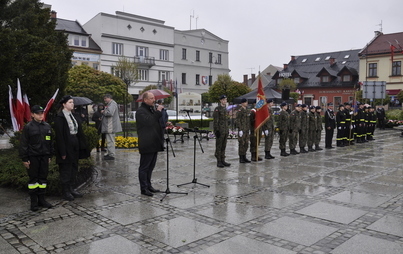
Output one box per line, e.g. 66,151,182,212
324,103,336,148
54,95,89,201
376,105,386,130
336,104,346,147
91,104,106,152
136,92,163,197
19,105,53,211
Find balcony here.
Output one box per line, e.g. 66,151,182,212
134,56,155,67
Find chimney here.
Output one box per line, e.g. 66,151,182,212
251,74,256,84
374,31,382,37
50,10,57,19
329,58,336,65
243,74,248,86
291,56,295,61
283,64,288,70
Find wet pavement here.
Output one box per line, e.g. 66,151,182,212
0,129,402,253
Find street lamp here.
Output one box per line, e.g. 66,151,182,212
209,53,218,86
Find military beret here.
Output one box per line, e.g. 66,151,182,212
280,102,287,107
31,105,44,113
219,95,227,100
296,104,302,107
59,95,73,105
309,105,316,110
240,98,247,103
266,99,274,103
327,102,333,106
339,104,345,108
315,106,321,110
344,102,351,106
301,104,307,108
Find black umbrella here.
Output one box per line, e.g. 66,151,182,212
72,96,93,106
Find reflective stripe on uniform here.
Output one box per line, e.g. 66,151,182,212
28,183,40,189
38,183,47,188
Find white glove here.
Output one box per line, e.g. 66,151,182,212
338,127,341,130
264,130,269,136
349,111,354,115
350,125,353,129
238,131,243,137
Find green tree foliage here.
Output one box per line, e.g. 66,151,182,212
277,78,297,90
396,90,403,104
113,56,138,86
355,90,390,106
140,85,173,105
0,0,72,124
289,92,299,103
66,65,132,104
208,74,252,103
201,92,211,104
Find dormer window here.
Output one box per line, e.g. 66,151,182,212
344,55,350,59
322,76,329,82
294,77,300,84
70,35,88,48
302,58,307,63
315,57,321,62
342,75,351,82
325,56,331,60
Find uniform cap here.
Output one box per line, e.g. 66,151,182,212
219,95,227,100
266,98,274,103
31,105,44,113
315,106,321,110
309,105,316,110
240,98,247,103
59,95,73,105
280,102,287,107
327,102,333,106
344,102,351,106
339,104,345,108
301,104,307,108
296,104,302,107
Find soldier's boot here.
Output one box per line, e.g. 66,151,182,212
70,185,83,198
300,147,308,153
251,152,262,161
280,149,290,156
239,155,246,163
308,146,316,152
265,151,274,159
217,159,225,168
222,157,231,167
267,151,275,159
290,149,298,155
62,184,74,201
29,190,39,212
243,155,252,163
38,194,53,209
315,145,323,151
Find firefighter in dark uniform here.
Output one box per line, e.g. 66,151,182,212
236,98,251,163
19,105,53,211
262,99,275,159
336,104,346,147
324,103,336,149
213,95,230,167
343,102,354,145
315,106,323,150
307,106,318,152
355,102,366,143
278,102,290,156
368,106,377,140
364,105,370,142
299,104,309,153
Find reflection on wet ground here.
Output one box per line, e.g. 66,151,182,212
0,129,402,253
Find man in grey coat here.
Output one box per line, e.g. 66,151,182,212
101,94,122,160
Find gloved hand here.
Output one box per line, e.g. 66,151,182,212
350,125,353,129
215,131,220,139
338,126,341,130
264,130,269,136
238,130,243,137
349,111,354,115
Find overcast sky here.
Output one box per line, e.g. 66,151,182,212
44,0,403,82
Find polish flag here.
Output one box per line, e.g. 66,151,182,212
23,94,31,122
43,88,59,121
15,79,25,131
8,85,18,132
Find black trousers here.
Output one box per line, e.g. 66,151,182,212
138,152,158,191
325,128,334,148
27,156,49,193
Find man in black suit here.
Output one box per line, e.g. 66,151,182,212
136,92,164,196
376,106,386,130
324,103,336,149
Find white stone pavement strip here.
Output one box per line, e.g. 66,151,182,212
0,129,402,253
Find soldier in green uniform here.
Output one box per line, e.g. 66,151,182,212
236,98,251,163
278,102,290,156
289,104,302,155
249,107,263,161
299,104,309,153
262,99,275,159
315,106,323,150
213,95,230,168
307,106,318,152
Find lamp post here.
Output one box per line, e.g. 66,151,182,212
209,53,217,86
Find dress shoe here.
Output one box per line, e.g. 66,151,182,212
104,155,115,160
141,190,154,196
149,187,160,193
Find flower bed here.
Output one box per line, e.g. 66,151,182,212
115,136,138,148
165,121,186,134
385,119,403,128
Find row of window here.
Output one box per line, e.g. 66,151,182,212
70,35,88,47
369,61,401,77
182,49,222,64
277,74,352,85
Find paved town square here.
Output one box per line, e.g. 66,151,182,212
0,129,402,253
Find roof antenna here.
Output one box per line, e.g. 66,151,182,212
190,10,194,30
376,20,383,32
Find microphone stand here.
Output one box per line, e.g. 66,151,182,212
177,111,210,188
160,120,188,202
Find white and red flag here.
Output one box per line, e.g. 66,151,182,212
43,88,59,121
8,85,18,131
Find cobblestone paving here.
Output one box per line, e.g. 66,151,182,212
0,129,402,253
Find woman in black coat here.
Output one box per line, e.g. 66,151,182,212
54,95,88,201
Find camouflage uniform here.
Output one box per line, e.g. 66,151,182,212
288,109,301,153
307,109,318,151
262,108,275,152
236,106,250,156
315,110,323,149
299,108,309,152
278,110,290,151
213,104,228,162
